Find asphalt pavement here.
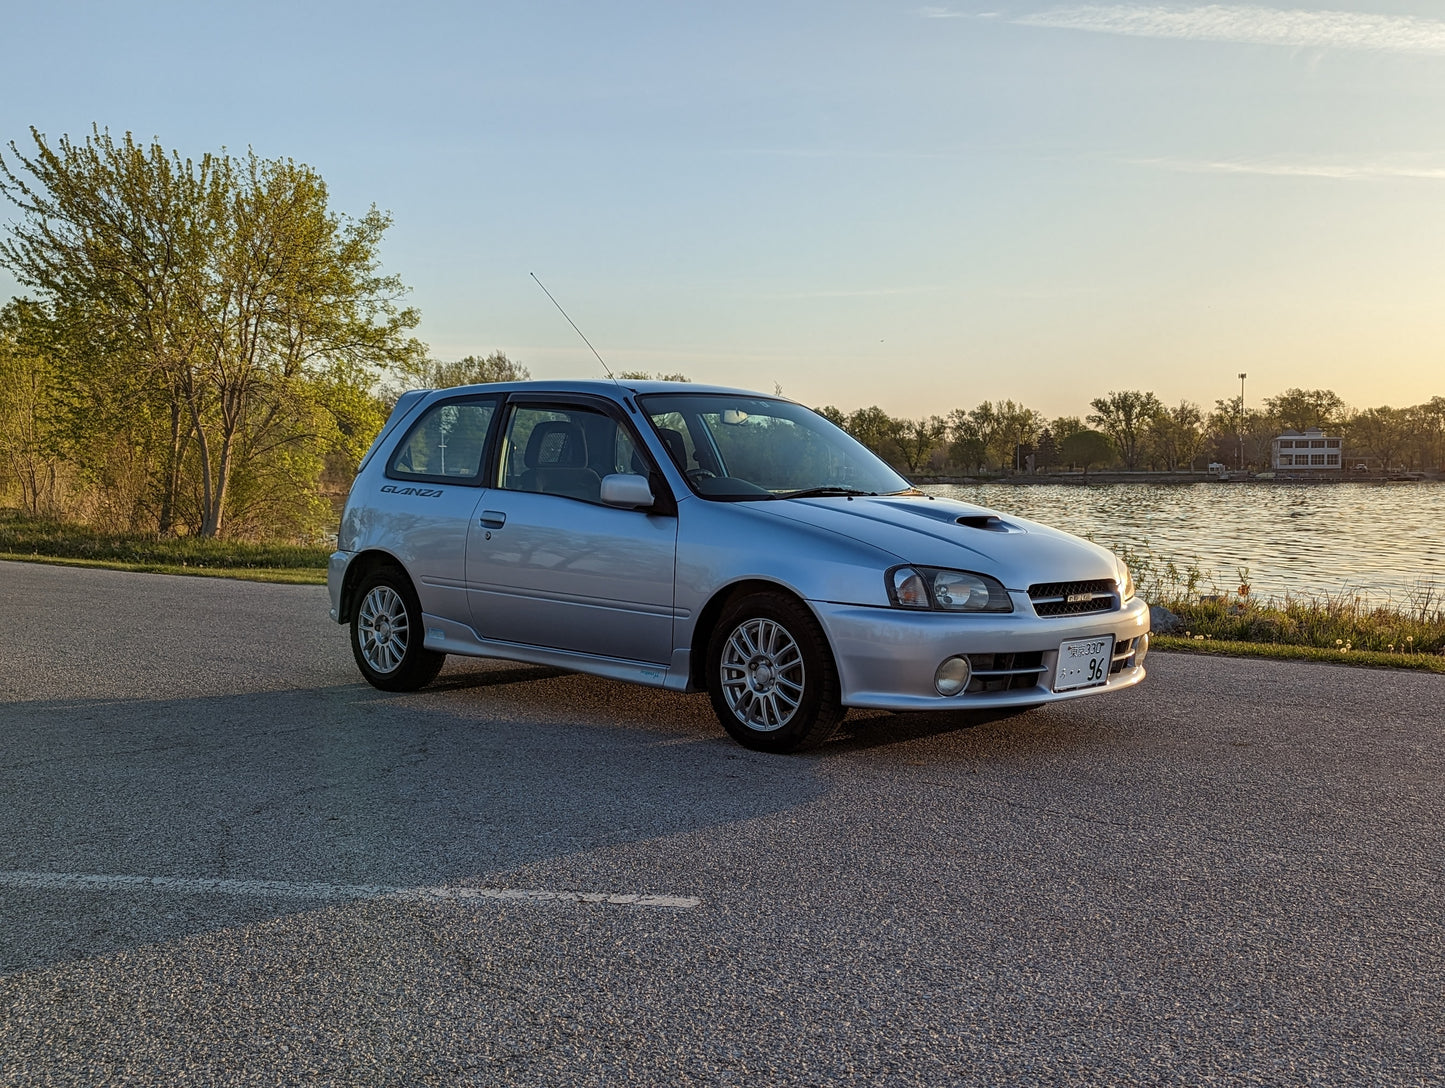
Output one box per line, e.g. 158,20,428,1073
1,559,1442,1087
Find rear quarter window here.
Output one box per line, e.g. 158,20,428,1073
388,399,497,483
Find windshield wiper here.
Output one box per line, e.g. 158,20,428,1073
782,486,877,499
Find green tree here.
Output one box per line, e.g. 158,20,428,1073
1412,396,1445,470
0,298,63,514
1146,400,1205,471
1,128,215,529
1035,427,1059,471
398,351,529,393
1059,429,1115,475
1347,406,1411,470
844,406,901,464
893,415,947,474
945,402,1038,472
0,127,421,537
1264,387,1345,432
616,370,691,382
945,410,988,473
988,400,1043,473
1050,416,1086,442
1088,390,1163,470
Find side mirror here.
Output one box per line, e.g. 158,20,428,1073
600,473,655,509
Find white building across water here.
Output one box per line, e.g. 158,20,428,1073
1272,427,1343,470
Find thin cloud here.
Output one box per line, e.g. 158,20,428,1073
1015,4,1445,55
1136,156,1445,179
920,5,999,15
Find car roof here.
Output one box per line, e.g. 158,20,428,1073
406,379,782,402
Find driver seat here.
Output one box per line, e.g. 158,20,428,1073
520,420,601,501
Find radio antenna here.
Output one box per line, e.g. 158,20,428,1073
530,272,616,381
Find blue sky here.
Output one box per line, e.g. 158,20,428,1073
4,1,1444,418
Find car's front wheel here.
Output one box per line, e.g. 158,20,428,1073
350,568,446,692
707,592,843,753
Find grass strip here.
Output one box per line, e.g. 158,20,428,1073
1153,635,1445,674
0,551,327,585
0,511,330,571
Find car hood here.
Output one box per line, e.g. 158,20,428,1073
750,494,1121,590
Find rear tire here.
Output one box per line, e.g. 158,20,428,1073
707,592,843,753
350,567,446,692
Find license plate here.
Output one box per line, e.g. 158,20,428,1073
1054,635,1114,692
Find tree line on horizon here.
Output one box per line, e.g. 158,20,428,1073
2,126,1442,543
815,387,1445,478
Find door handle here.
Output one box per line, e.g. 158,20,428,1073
479,510,506,529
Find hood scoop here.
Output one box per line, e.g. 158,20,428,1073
956,514,1021,533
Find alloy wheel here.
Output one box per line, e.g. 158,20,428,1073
719,617,806,731
357,584,409,674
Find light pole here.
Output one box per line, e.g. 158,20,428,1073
1237,372,1247,470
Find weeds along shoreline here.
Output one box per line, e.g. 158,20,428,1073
1124,547,1445,669
3,509,1442,670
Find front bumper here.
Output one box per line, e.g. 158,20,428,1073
812,593,1150,711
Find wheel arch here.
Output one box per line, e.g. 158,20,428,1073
688,578,833,692
337,548,411,624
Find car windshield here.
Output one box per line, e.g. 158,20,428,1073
638,393,913,501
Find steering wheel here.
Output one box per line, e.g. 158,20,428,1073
687,468,717,483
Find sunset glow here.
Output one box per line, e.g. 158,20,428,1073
3,1,1442,418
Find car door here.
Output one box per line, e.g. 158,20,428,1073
465,397,678,664
374,394,501,622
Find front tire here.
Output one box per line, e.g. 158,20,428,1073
707,592,843,753
350,568,446,692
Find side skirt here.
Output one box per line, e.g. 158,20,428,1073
421,613,693,692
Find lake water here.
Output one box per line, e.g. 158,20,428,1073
923,481,1445,609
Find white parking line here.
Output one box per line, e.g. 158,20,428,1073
0,870,701,909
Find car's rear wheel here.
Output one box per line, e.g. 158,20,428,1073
707,592,843,753
350,568,445,692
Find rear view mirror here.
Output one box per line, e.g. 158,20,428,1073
721,409,749,425
600,473,655,509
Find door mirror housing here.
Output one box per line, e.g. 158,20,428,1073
600,473,655,510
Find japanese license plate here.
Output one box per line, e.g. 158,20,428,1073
1053,635,1114,692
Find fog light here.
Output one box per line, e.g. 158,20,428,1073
1135,632,1150,666
934,656,972,696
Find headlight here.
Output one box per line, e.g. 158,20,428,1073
887,567,1013,613
1118,560,1136,602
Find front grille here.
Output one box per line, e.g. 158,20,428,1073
966,651,1045,694
1028,579,1119,617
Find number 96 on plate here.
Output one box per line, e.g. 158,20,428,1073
1053,636,1115,692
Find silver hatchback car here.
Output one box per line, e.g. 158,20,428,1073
329,381,1148,751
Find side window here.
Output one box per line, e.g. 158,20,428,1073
388,399,496,482
614,429,643,475
498,403,621,503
